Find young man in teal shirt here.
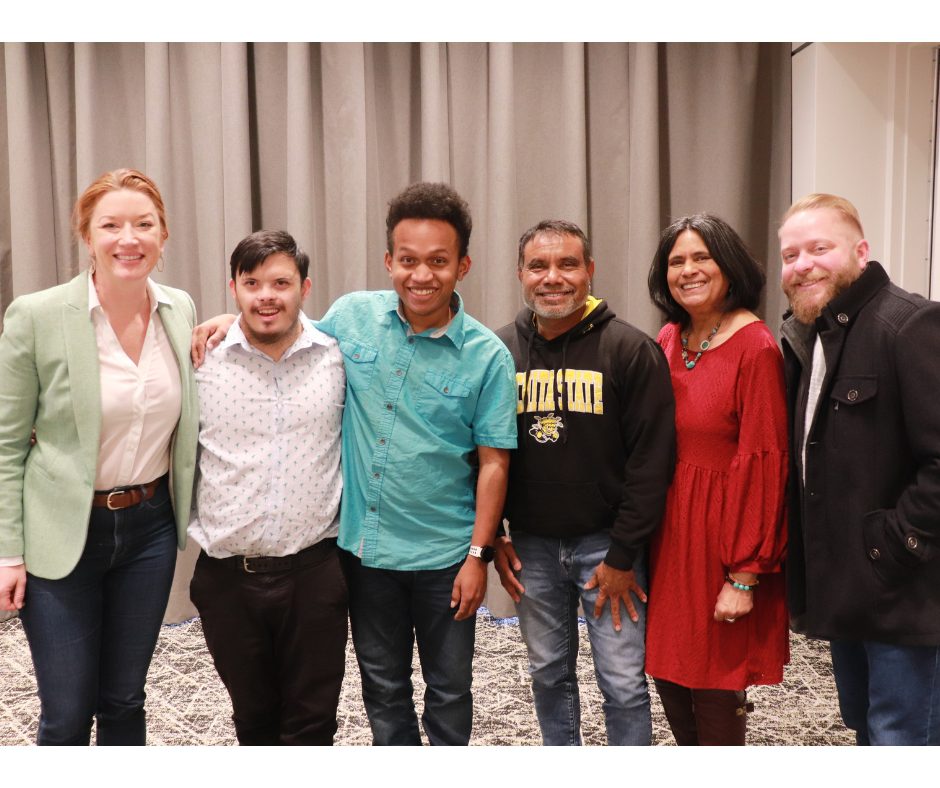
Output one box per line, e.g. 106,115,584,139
318,183,515,745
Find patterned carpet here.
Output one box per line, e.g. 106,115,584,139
0,609,853,746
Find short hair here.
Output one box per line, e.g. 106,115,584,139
517,220,592,271
648,214,766,326
781,193,865,238
73,168,169,243
229,230,310,281
386,182,472,259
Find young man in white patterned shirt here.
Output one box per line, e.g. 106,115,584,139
188,230,347,746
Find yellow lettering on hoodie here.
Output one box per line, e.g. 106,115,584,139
516,369,604,414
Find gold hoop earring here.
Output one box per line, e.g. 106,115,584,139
157,254,165,273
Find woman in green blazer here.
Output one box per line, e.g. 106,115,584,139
0,169,198,745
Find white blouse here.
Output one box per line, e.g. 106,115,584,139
88,275,182,490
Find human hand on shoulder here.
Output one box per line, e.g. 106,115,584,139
190,314,237,367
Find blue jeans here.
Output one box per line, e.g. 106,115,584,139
830,639,940,745
512,530,651,745
19,479,177,745
341,551,476,745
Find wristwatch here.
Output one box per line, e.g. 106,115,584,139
468,545,495,563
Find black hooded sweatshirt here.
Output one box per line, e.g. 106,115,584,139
497,298,676,570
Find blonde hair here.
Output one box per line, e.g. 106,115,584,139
72,168,169,243
781,193,864,238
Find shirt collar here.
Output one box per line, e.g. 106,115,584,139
223,313,330,360
386,290,466,348
87,274,169,315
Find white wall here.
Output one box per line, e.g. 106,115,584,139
791,43,938,296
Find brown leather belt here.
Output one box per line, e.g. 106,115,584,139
92,475,166,511
211,538,337,574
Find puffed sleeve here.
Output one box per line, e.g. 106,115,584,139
720,335,788,575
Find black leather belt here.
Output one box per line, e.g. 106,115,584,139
213,538,337,574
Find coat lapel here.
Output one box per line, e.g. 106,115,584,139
62,272,102,469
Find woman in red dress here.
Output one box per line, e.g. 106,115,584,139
645,214,789,745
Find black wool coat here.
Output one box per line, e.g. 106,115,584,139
781,262,940,645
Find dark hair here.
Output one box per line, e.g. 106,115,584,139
517,219,592,270
229,230,309,281
647,214,765,326
386,182,472,258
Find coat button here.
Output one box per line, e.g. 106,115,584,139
837,313,849,324
847,389,859,402
869,547,881,560
907,535,919,550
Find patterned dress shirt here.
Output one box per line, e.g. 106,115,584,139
188,316,345,558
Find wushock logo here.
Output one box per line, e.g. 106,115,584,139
529,412,564,444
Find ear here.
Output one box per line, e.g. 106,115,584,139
300,277,312,300
228,279,237,300
384,250,393,277
586,258,595,279
855,238,870,270
457,255,472,281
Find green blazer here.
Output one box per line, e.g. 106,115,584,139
0,271,198,579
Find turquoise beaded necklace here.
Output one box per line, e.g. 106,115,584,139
680,319,722,370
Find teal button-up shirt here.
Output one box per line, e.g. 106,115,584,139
315,291,517,570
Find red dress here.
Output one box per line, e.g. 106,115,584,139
645,321,789,690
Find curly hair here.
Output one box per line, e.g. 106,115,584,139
386,182,472,258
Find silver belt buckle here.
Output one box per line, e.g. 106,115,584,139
106,490,124,511
242,556,257,573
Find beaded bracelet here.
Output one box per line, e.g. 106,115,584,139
726,575,758,592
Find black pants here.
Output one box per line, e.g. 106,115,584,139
190,541,348,745
653,677,748,746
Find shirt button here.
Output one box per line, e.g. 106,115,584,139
369,506,376,512
443,386,450,393
837,313,849,324
869,547,881,561
378,438,386,445
373,472,380,478
847,389,859,402
408,337,415,344
386,403,393,410
907,535,919,550
396,369,403,376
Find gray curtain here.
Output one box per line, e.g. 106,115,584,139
0,42,791,622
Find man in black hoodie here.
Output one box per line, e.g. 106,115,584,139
493,219,675,745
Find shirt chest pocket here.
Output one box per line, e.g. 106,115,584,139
339,340,378,392
416,370,474,428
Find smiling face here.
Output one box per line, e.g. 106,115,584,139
665,229,729,320
85,189,165,287
519,232,594,338
384,218,471,333
779,207,869,324
229,251,311,358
